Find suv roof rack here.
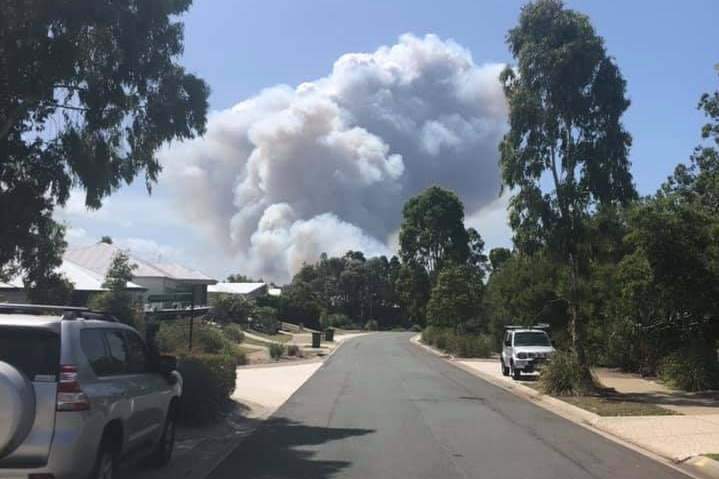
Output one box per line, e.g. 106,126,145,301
504,323,550,330
0,303,119,322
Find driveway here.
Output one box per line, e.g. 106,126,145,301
208,333,690,479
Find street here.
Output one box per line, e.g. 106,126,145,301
209,333,690,479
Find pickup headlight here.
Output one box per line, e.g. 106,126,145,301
517,352,528,359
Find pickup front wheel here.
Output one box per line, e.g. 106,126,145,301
510,361,522,380
501,359,510,377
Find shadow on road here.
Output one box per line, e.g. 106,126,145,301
207,417,375,479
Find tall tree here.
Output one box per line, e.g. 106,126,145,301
499,0,636,367
399,186,470,277
426,264,481,334
1,0,209,280
25,219,74,305
89,252,137,325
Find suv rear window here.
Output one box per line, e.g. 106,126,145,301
0,327,60,381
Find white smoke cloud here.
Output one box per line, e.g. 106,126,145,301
161,34,507,282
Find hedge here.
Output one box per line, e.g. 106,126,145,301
176,353,238,425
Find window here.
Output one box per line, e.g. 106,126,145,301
81,329,113,376
105,329,130,375
124,332,147,374
513,332,551,347
0,327,60,381
503,333,511,347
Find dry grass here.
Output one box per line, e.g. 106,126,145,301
526,380,678,416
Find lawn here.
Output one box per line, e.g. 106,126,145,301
525,381,679,416
249,331,293,343
706,454,719,461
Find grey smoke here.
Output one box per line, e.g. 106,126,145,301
161,34,507,282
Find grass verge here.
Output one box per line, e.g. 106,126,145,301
705,454,719,461
525,381,679,416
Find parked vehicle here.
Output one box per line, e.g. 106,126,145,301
0,303,182,479
500,325,555,380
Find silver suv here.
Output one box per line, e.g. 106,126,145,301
0,304,182,479
500,326,555,380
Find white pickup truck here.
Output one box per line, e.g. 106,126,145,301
500,326,555,380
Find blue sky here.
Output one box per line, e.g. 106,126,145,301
59,0,719,280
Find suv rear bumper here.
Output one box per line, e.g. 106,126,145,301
0,412,103,479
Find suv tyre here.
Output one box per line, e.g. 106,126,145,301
146,405,177,467
0,362,36,458
501,359,510,377
91,436,118,479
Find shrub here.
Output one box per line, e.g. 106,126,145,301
410,324,423,333
155,320,226,354
364,319,379,331
287,344,301,357
176,353,237,425
540,350,595,396
659,349,719,392
450,334,495,358
223,324,245,344
268,342,285,360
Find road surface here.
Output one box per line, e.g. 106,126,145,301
209,333,690,479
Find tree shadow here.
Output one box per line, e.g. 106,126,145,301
207,416,375,479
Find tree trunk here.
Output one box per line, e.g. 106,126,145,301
568,252,586,366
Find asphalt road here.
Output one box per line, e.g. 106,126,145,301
209,333,690,479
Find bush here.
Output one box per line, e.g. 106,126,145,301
540,350,595,396
449,334,495,358
223,324,245,343
155,320,226,354
411,324,423,333
659,349,719,392
287,344,301,357
176,353,237,425
268,342,285,360
364,319,378,331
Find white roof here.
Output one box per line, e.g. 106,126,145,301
208,282,267,295
268,287,282,297
0,259,146,292
60,260,146,292
65,243,215,284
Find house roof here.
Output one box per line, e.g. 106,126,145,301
0,259,146,292
208,282,267,295
268,287,282,297
65,243,216,284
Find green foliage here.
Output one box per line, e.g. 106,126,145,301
226,274,260,282
364,319,378,331
540,350,595,396
426,264,482,333
499,0,636,367
223,324,245,344
489,248,512,272
210,293,256,324
88,291,134,325
399,186,470,277
410,324,423,333
20,218,72,304
268,342,285,360
484,253,568,348
100,236,113,245
87,252,138,325
156,320,226,354
659,349,719,392
0,0,209,280
422,326,494,358
176,354,237,425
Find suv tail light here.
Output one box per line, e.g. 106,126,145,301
56,365,89,411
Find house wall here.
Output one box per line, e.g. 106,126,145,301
0,290,29,303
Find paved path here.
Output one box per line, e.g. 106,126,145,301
209,333,691,479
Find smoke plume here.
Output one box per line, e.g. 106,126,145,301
161,34,507,282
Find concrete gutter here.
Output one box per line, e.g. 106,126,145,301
410,334,717,479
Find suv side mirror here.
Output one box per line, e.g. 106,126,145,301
159,354,178,374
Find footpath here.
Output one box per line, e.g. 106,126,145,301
411,335,719,479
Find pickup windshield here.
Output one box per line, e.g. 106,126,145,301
513,331,551,347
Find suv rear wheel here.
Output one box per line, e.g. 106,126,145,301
91,436,118,479
147,404,177,467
